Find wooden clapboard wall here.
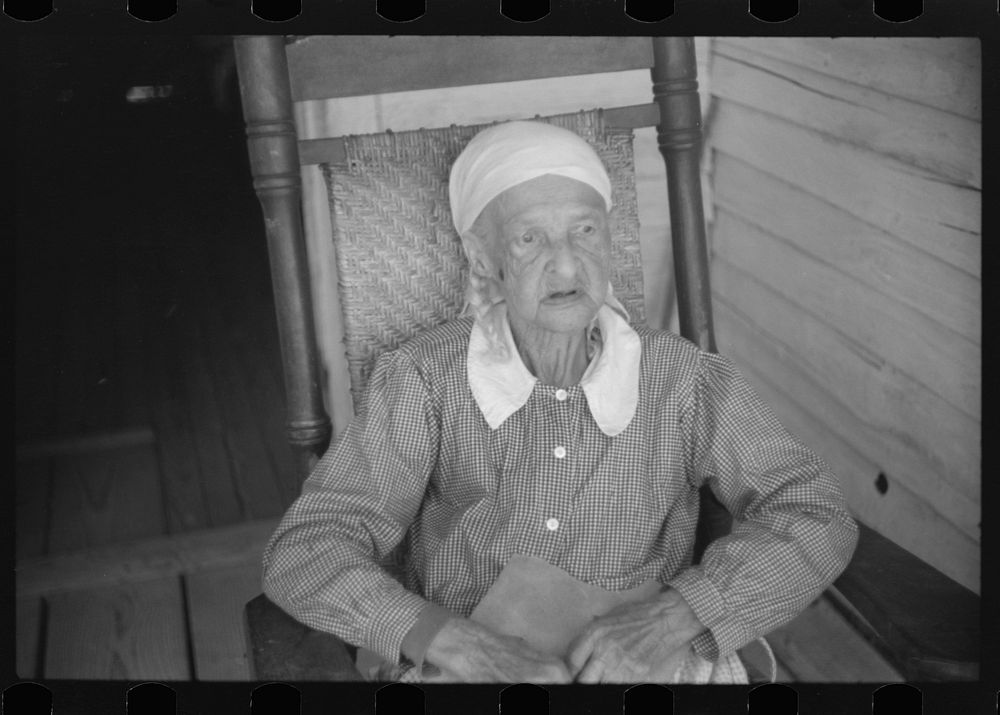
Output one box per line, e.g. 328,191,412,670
291,36,711,435
702,38,981,592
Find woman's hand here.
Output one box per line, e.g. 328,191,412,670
565,589,704,683
425,617,573,683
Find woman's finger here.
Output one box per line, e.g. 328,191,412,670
575,650,607,684
565,626,601,676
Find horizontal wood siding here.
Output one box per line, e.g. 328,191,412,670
713,297,979,591
723,38,981,121
712,156,980,349
705,38,980,592
711,42,980,188
711,248,978,529
709,93,979,280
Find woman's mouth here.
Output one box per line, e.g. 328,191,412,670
545,289,581,303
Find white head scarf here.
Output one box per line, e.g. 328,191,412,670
448,120,613,238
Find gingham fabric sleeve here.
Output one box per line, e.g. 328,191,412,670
261,349,442,664
667,351,859,661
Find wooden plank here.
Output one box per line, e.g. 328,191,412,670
296,71,668,139
14,465,45,679
132,241,213,534
47,443,166,553
73,258,121,435
194,242,299,514
18,518,279,599
16,427,156,462
245,594,361,681
719,38,980,120
709,99,981,279
186,562,264,680
201,227,293,439
764,596,904,682
711,257,979,532
714,300,980,592
189,280,287,521
216,306,300,510
298,137,346,167
287,36,653,102
45,577,190,680
53,260,95,438
145,332,214,533
16,597,43,679
148,243,223,532
15,255,62,443
711,43,980,188
379,74,659,135
832,523,979,680
297,103,661,166
176,318,250,528
713,153,980,345
16,459,52,560
712,209,980,421
112,245,153,431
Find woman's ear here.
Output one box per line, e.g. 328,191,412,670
464,230,497,281
471,253,492,279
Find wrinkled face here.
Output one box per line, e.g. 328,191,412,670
470,174,612,335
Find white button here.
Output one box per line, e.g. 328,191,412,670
555,389,568,401
553,445,567,459
545,518,560,531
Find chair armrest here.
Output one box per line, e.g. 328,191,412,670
244,594,364,681
830,522,979,681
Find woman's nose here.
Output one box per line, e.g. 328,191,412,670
546,237,579,277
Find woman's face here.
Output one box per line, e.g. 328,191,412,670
476,174,612,336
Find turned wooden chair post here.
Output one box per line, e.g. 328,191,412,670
233,36,332,480
652,37,716,354
651,37,731,554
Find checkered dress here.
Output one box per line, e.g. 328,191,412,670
262,317,858,669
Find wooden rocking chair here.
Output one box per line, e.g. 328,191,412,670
233,35,979,683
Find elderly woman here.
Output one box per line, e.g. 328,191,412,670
262,121,858,683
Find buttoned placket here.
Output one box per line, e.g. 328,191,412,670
540,386,581,545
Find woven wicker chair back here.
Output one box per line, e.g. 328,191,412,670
321,110,646,410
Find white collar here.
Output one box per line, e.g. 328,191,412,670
466,301,641,437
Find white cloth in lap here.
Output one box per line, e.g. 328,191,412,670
372,556,750,684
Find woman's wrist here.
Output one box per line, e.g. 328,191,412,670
655,588,706,642
425,616,479,667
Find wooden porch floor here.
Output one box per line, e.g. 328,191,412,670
13,41,902,682
15,83,299,681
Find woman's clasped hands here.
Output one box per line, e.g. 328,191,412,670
424,589,702,683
